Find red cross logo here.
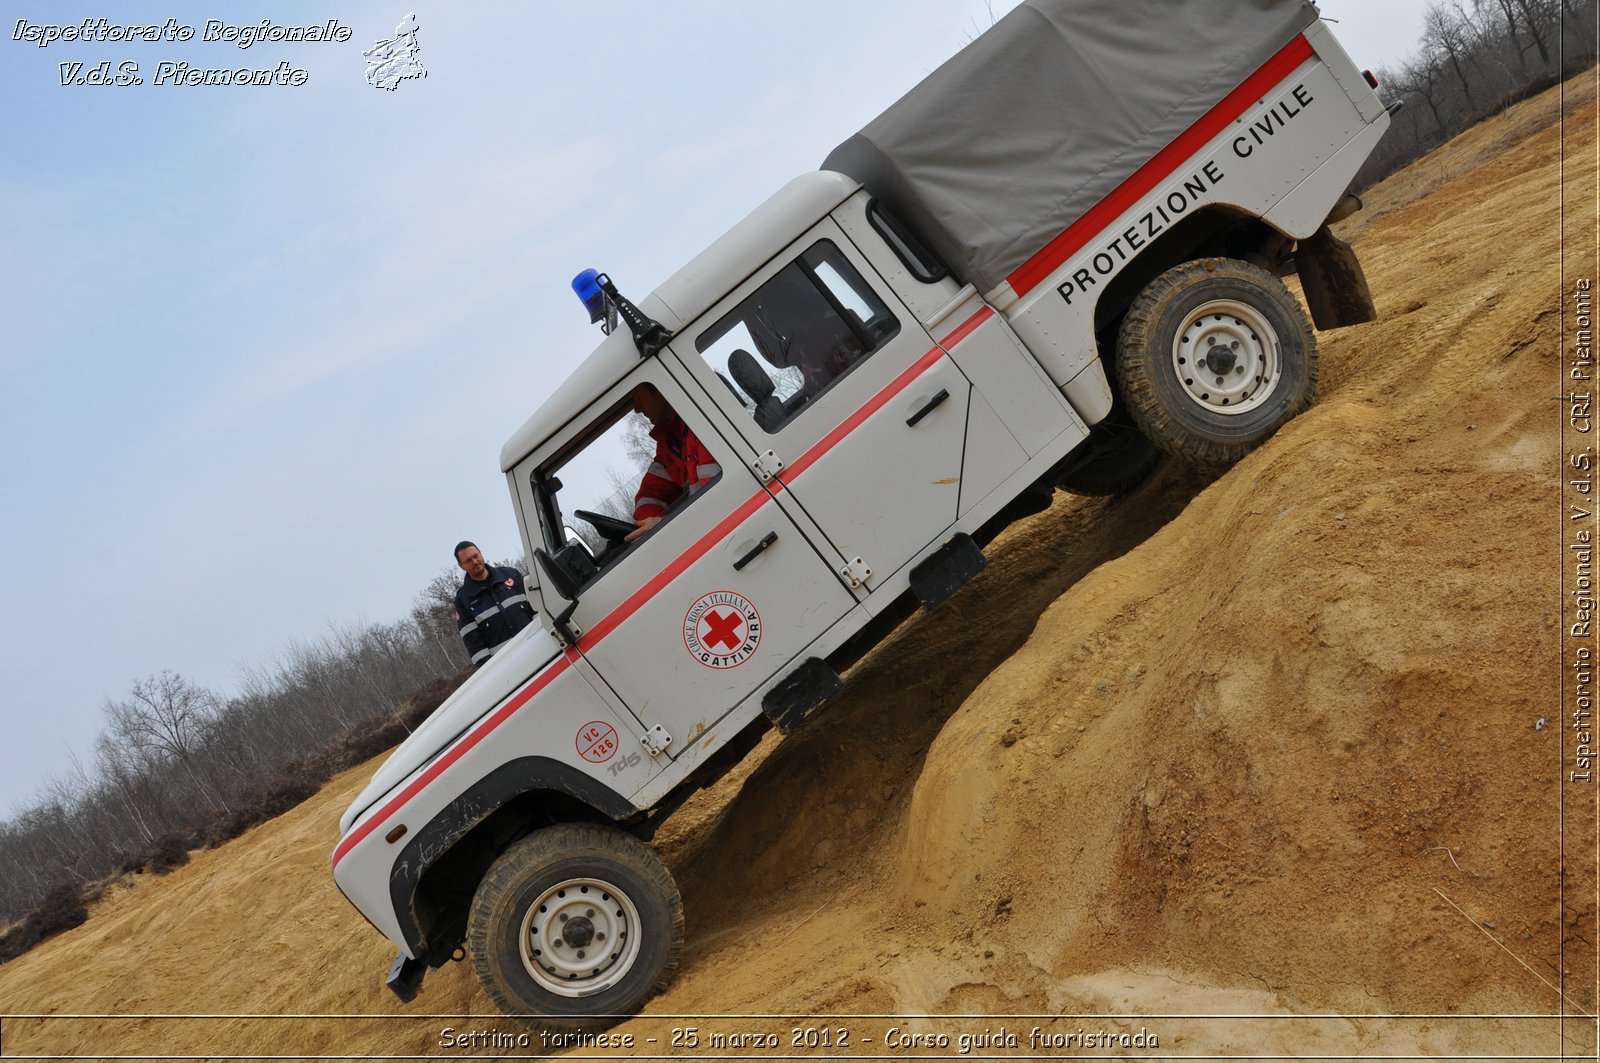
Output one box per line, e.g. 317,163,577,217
701,610,743,651
683,590,761,669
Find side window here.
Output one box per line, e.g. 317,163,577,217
866,200,949,284
529,385,721,598
695,240,900,434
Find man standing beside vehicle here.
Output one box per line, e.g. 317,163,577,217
453,541,535,667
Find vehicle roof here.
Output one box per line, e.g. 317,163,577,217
822,0,1319,292
501,171,859,471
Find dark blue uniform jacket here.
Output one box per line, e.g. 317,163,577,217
454,566,536,666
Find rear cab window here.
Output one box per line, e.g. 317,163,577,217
693,240,900,435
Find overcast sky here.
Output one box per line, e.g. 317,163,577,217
0,0,1430,818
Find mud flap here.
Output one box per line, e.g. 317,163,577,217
762,657,842,734
909,533,987,609
386,951,427,1003
1295,224,1377,330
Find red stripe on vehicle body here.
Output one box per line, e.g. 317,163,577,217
937,304,994,348
773,306,993,488
331,652,572,868
1006,34,1317,297
575,487,773,651
573,314,995,648
776,341,952,486
332,312,998,872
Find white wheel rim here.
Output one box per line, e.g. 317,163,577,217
1171,298,1281,416
518,876,643,998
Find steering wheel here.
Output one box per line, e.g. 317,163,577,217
573,509,636,544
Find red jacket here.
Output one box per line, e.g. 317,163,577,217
633,416,721,521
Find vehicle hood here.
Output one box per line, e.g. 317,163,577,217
337,623,563,836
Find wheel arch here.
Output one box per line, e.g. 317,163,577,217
1087,206,1290,366
388,757,639,963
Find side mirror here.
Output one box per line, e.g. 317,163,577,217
535,547,580,602
534,548,583,646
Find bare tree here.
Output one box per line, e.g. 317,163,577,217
1513,0,1554,64
1400,54,1454,140
410,573,469,672
1425,2,1481,105
94,733,163,845
104,671,230,814
1486,0,1532,68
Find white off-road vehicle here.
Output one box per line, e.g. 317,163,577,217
332,0,1391,1027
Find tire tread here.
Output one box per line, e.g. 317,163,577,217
1116,257,1317,471
467,823,683,1031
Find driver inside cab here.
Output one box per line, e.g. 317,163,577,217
626,387,721,542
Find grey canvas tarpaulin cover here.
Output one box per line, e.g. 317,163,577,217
821,0,1321,294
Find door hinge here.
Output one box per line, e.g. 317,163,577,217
753,449,786,483
639,725,674,757
839,556,873,589
549,601,581,646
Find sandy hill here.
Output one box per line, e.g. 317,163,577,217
1,71,1594,1061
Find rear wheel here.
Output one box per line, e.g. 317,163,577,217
467,823,683,1031
1116,258,1317,470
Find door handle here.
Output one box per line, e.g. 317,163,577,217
733,531,778,571
906,388,950,427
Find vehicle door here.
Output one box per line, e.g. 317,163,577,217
513,360,859,760
674,221,972,608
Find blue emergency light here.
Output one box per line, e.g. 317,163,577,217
568,268,674,358
571,269,607,324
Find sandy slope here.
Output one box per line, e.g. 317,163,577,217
1,72,1594,1062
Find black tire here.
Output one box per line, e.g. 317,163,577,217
1116,258,1317,470
1056,420,1162,496
467,823,683,1031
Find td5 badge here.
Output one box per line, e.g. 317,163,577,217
683,590,761,668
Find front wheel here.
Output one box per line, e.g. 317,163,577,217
1116,258,1317,470
467,823,683,1030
